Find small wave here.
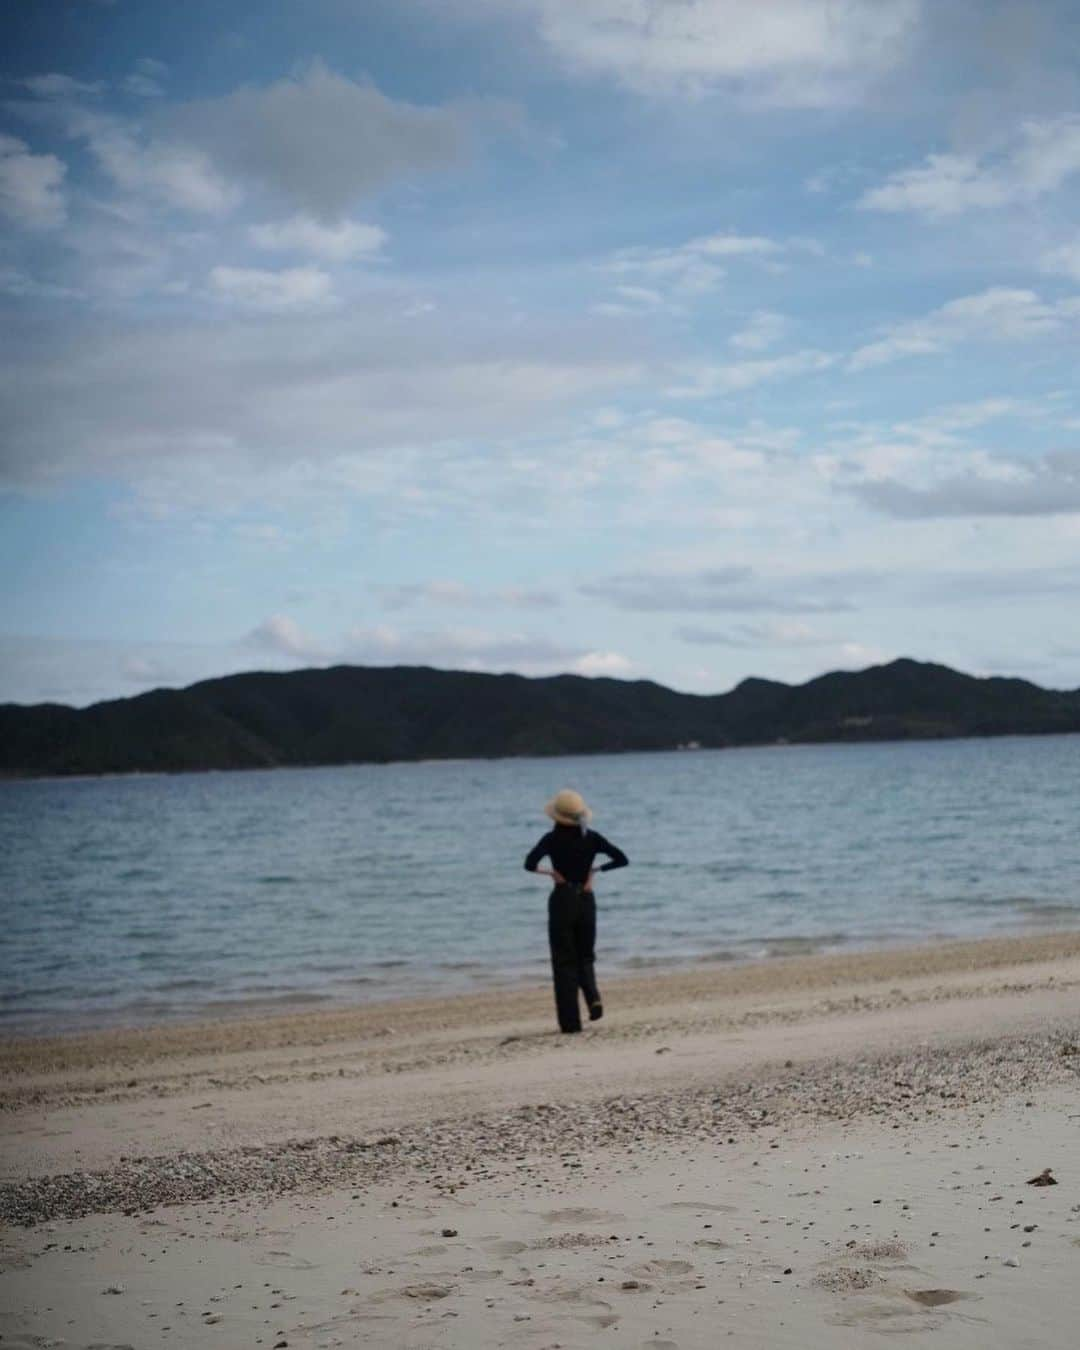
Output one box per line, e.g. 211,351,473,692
939,893,1080,916
201,991,334,1013
1011,898,1079,917
748,934,851,958
620,954,689,970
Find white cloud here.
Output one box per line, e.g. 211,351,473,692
22,73,106,99
122,654,180,685
903,397,1033,436
604,246,724,310
729,310,788,352
859,116,1080,218
834,641,893,668
690,232,780,257
602,232,814,313
573,650,632,676
678,619,832,647
246,614,326,659
250,214,387,262
123,58,168,99
848,287,1079,371
0,132,66,228
581,568,858,615
378,581,560,610
1042,235,1080,282
0,266,85,301
860,153,1009,216
613,284,665,308
523,0,922,105
61,215,178,300
58,107,239,213
342,624,582,673
668,350,834,398
210,265,336,310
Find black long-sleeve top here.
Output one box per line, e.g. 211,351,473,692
523,824,629,884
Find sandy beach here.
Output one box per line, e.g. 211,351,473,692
2,931,1079,1348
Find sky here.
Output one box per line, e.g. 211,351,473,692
2,0,1080,707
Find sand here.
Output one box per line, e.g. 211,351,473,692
1,931,1079,1347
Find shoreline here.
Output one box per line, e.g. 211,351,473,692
3,929,1080,1062
5,724,1080,784
5,926,1080,1049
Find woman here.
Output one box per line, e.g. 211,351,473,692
524,789,628,1034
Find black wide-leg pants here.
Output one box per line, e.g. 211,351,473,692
547,884,600,1033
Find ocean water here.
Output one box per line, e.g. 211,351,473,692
1,735,1078,1035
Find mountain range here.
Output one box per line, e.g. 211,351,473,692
2,658,1078,778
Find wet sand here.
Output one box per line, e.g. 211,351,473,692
2,932,1079,1347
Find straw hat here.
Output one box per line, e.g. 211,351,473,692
545,788,592,826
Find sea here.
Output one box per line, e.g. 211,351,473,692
2,734,1078,1036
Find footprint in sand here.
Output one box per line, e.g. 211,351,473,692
527,1280,612,1307
482,1238,528,1256
905,1289,974,1308
631,1258,695,1278
828,1302,954,1334
401,1282,457,1301
824,1284,977,1335
254,1250,317,1270
370,1282,456,1302
523,1279,619,1328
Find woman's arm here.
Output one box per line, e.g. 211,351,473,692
593,833,629,871
584,833,628,892
524,833,565,884
523,834,549,872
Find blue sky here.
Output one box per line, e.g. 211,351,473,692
2,0,1080,706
